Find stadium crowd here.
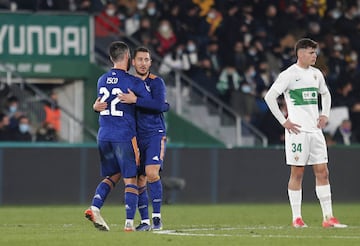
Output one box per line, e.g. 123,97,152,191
0,83,60,142
1,0,360,145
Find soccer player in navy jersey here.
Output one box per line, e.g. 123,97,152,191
93,46,168,231
84,41,168,232
118,46,167,231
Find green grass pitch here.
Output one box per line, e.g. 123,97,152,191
0,203,359,246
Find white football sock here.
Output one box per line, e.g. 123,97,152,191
316,184,333,220
288,189,302,221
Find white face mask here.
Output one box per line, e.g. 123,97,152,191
9,105,17,113
160,24,170,32
242,84,252,93
106,8,116,16
19,123,29,133
187,44,196,52
207,12,216,19
147,8,156,16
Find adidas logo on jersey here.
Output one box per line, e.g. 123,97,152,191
152,156,159,161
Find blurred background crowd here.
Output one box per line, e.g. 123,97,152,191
1,0,360,146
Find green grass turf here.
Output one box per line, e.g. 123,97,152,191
0,203,359,246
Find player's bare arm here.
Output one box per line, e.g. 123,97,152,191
118,89,137,104
317,115,328,129
93,97,107,112
283,119,301,134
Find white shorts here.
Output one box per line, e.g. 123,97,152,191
285,130,328,166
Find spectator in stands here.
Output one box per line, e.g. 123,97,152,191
9,115,32,142
159,43,191,101
216,65,246,110
95,2,122,37
36,122,58,142
332,81,360,112
43,91,61,134
5,95,23,130
326,40,348,91
154,19,177,56
123,7,141,36
192,57,219,96
183,39,200,76
177,3,205,47
141,0,161,32
333,119,358,145
202,40,222,74
0,112,11,141
164,3,186,43
259,4,281,49
159,43,190,76
132,16,153,42
204,6,223,38
217,2,242,62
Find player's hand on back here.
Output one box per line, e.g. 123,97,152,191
93,97,107,112
118,89,137,104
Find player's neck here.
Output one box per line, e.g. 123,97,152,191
296,61,310,69
113,63,127,71
136,72,150,80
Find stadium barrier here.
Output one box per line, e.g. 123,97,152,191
0,143,358,205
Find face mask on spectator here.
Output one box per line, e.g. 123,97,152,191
242,84,252,93
160,24,170,32
207,12,216,19
9,105,17,113
187,44,196,52
331,9,341,19
106,8,116,16
147,8,156,16
19,123,29,133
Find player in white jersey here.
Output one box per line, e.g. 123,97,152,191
264,38,347,228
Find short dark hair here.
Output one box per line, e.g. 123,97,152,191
108,41,130,63
7,95,18,103
294,38,318,58
133,46,151,58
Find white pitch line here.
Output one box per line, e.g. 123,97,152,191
153,227,360,240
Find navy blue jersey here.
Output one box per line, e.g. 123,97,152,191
135,73,168,138
97,68,151,142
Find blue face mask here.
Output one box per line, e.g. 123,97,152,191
9,105,17,113
242,84,252,93
19,124,29,133
147,8,156,16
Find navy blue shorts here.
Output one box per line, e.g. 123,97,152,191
137,135,166,176
98,138,139,178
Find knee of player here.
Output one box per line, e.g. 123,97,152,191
137,175,147,187
147,174,160,183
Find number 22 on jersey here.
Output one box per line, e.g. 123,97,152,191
99,87,123,116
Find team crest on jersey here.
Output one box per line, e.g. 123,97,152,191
294,155,299,162
313,74,317,80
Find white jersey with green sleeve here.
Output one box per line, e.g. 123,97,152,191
271,64,329,132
